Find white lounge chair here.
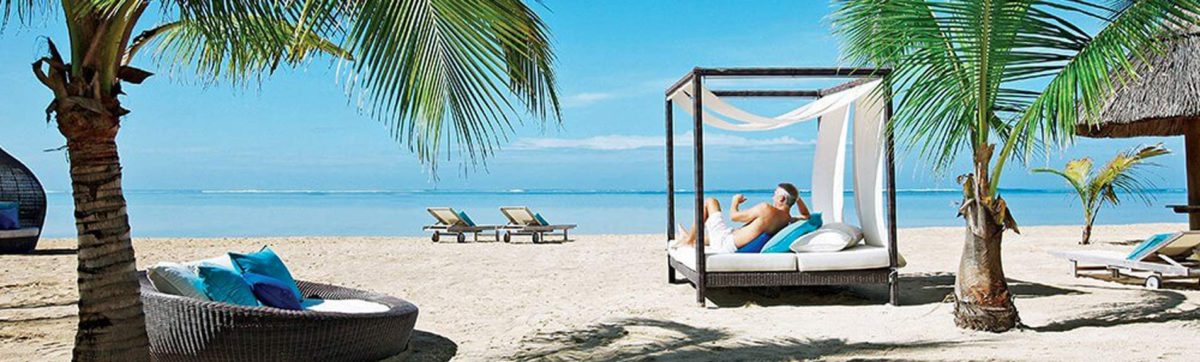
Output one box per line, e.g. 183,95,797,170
422,207,500,243
499,206,576,243
1051,231,1200,289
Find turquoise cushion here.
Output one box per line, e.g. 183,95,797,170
229,247,302,301
761,213,824,253
457,211,476,227
197,264,259,306
243,272,304,310
534,213,549,226
0,201,19,230
1127,233,1175,261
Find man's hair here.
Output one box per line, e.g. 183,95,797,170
777,183,799,207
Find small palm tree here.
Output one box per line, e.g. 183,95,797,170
835,0,1200,332
3,1,559,360
1034,144,1169,245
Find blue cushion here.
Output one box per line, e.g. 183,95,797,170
457,211,476,227
243,272,304,310
760,213,823,253
1127,233,1175,261
534,213,550,226
229,247,302,302
0,202,19,230
736,232,772,253
197,264,259,306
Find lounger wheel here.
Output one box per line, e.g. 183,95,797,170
503,232,511,243
1144,275,1162,290
531,233,541,244
431,233,440,242
457,233,466,243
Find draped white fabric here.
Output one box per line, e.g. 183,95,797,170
853,90,889,248
811,105,849,222
670,79,891,249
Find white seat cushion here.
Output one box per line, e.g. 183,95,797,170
0,227,39,238
795,244,905,272
669,247,797,272
301,298,390,314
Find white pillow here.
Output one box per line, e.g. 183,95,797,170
147,262,210,300
790,223,863,253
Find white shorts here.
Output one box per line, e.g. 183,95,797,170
704,212,739,254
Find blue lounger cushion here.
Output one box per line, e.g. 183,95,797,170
0,202,19,230
197,264,260,306
458,211,476,227
1126,233,1176,261
229,247,303,302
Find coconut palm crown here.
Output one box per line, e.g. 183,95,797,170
834,0,1200,332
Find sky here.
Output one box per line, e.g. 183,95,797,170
0,1,1187,194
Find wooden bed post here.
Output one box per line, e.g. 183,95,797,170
692,69,707,306
667,98,678,283
884,79,900,306
1186,121,1200,230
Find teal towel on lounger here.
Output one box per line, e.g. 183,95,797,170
1126,233,1175,261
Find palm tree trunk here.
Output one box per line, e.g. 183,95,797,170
954,170,1019,332
57,106,150,361
1081,221,1093,245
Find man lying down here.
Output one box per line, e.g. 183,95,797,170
671,183,811,253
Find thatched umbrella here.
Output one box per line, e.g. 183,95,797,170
1077,29,1200,230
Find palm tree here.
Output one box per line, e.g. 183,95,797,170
834,0,1200,332
1034,144,1169,245
3,1,559,360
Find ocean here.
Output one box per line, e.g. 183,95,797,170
38,189,1190,238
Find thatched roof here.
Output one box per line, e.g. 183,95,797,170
1077,31,1200,138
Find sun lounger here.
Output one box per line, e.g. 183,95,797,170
499,206,576,243
422,207,500,243
1051,231,1200,289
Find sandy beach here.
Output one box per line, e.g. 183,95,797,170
2,223,1199,361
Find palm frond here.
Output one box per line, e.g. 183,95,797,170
1,0,53,28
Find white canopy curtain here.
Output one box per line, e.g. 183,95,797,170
667,79,890,246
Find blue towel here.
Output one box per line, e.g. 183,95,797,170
1126,233,1176,261
737,233,772,253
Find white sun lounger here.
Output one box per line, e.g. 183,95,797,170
422,207,500,243
1051,231,1200,289
499,206,576,243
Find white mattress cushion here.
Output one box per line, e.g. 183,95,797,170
0,227,39,238
795,244,905,272
301,298,390,314
669,247,797,272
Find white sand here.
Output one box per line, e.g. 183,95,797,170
2,223,1199,361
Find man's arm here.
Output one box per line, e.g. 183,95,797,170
793,195,812,221
729,194,760,223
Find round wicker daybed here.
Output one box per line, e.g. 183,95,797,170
139,273,419,362
0,146,46,254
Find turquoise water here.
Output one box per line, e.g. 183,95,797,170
40,189,1190,238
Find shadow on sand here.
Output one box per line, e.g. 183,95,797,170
1028,286,1200,332
25,248,77,256
703,272,1082,308
383,330,458,362
509,318,955,361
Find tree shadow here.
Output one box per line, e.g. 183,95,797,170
703,272,1082,308
382,330,458,362
1028,288,1200,332
510,318,956,361
25,248,76,256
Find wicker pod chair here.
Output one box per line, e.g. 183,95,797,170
0,146,46,254
139,273,419,362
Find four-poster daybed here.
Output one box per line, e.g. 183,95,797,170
664,67,901,306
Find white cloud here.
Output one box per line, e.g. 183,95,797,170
510,133,813,151
561,92,617,108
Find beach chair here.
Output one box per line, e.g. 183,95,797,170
499,206,576,243
1051,231,1200,289
422,207,500,243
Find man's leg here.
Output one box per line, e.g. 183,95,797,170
676,197,722,247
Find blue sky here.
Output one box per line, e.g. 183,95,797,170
0,1,1187,193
